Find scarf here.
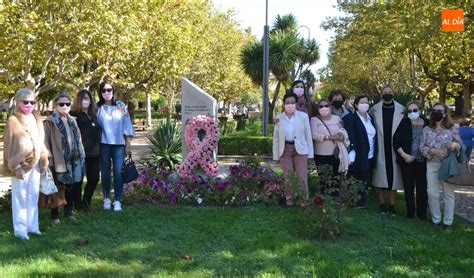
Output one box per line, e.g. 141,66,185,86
52,113,85,184
296,96,307,112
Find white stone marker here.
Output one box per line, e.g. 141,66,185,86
181,77,217,158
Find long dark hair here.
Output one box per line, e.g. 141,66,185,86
72,89,97,120
97,80,117,107
290,79,316,117
429,102,453,129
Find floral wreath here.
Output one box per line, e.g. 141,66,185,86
178,115,220,178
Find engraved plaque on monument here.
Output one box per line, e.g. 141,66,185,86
181,77,217,158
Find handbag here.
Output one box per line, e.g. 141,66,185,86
40,168,58,195
122,154,139,183
445,163,474,186
317,116,340,158
444,144,474,186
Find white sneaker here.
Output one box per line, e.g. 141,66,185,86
103,198,112,210
14,233,30,240
113,201,122,212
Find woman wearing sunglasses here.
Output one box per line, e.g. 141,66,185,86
42,93,86,224
420,102,461,229
96,80,135,212
311,99,349,193
393,100,429,220
3,88,49,239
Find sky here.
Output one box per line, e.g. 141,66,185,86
211,0,346,79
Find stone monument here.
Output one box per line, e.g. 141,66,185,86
181,78,217,158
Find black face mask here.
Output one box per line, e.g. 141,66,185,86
382,94,393,102
432,111,444,122
332,100,343,109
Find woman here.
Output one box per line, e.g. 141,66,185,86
328,89,351,119
393,101,429,220
311,99,348,181
291,80,317,117
43,93,86,223
420,102,461,229
97,80,136,211
369,84,404,215
273,92,314,206
343,95,377,208
3,88,49,239
70,89,101,211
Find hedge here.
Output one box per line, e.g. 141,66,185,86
218,136,272,156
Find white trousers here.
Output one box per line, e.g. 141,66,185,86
11,165,40,236
426,162,455,225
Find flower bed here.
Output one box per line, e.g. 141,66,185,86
124,159,285,206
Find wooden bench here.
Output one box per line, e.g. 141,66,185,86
133,118,147,131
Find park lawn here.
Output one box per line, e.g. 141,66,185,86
0,192,473,277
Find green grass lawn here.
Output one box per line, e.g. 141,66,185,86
0,191,473,277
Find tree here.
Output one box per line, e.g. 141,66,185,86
241,13,320,123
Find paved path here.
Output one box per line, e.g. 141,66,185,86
1,132,473,223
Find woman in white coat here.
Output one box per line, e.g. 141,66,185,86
369,84,404,215
273,92,314,206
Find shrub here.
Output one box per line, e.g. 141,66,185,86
147,120,182,170
0,188,12,212
218,136,272,156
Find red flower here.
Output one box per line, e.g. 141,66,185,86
314,195,324,206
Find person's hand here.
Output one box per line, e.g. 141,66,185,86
272,118,279,124
449,142,460,151
125,145,132,155
402,153,415,163
15,168,25,180
433,149,447,158
335,133,344,142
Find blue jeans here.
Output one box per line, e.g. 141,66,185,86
100,144,125,201
466,147,472,161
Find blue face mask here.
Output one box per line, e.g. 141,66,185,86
408,111,420,120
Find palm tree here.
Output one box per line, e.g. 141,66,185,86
241,13,320,124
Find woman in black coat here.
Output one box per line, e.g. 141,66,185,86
343,95,377,208
393,100,429,220
70,89,101,211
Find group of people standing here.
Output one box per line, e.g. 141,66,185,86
273,81,470,230
3,81,135,240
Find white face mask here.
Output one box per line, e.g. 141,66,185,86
293,87,304,97
408,111,420,120
82,99,90,109
284,104,296,114
319,107,330,117
102,92,113,101
357,103,369,113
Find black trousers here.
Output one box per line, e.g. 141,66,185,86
82,157,101,209
400,161,427,219
52,181,83,219
348,158,375,207
315,154,340,195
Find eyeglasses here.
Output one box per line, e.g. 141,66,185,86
58,103,71,107
407,109,419,113
22,100,36,105
319,104,330,108
434,109,444,113
285,102,296,105
101,88,113,93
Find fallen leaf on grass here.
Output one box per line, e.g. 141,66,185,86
181,255,192,261
75,239,89,247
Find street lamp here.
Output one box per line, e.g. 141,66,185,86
262,0,270,136
297,25,311,40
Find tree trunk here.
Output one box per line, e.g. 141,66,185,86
146,91,152,128
439,81,447,103
269,81,282,124
462,80,472,120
